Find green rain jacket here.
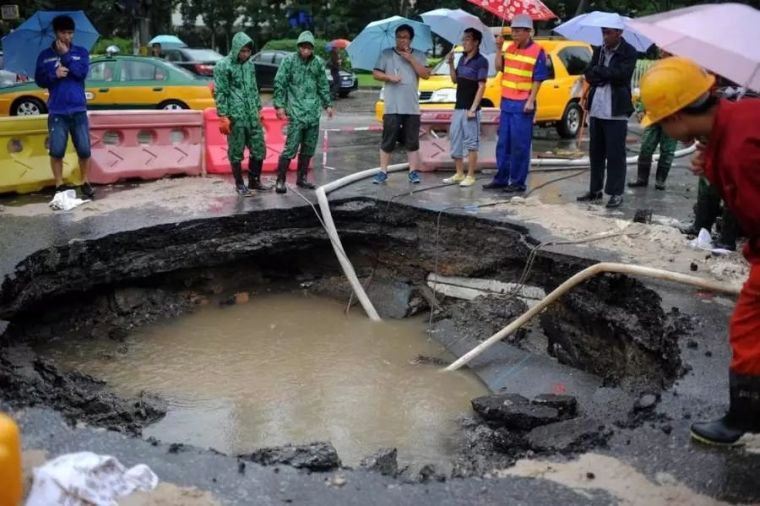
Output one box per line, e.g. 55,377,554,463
273,31,332,125
213,32,261,125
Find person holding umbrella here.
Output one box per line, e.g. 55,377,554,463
273,31,333,194
639,57,760,446
483,14,548,193
372,24,431,185
34,14,95,199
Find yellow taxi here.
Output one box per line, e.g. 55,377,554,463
374,38,592,138
0,54,215,116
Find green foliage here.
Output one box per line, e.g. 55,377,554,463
92,37,133,55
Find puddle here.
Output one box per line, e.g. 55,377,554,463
39,293,488,469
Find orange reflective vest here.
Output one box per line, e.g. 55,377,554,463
501,41,542,101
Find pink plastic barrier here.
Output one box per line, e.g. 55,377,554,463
87,110,203,184
418,108,500,172
204,107,303,174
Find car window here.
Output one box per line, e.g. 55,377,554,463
120,61,165,81
273,52,287,65
164,51,182,62
558,46,592,76
183,49,223,61
545,54,556,80
88,61,117,81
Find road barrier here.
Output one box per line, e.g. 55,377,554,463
418,108,501,172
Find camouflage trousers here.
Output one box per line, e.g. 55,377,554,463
228,121,265,163
281,120,319,159
639,124,677,179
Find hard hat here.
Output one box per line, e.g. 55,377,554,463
640,56,715,127
511,14,533,30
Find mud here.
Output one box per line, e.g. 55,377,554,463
0,199,693,477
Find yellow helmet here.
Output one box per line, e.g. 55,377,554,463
640,56,715,127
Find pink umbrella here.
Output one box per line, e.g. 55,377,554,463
628,3,760,91
466,0,557,21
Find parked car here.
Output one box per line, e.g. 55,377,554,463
162,47,224,77
0,70,18,88
374,39,593,138
251,49,358,97
0,55,215,116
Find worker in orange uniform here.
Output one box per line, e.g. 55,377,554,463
484,14,548,193
640,57,760,446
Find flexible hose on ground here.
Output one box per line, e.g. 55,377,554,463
315,163,410,322
443,262,741,372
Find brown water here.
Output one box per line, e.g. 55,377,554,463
41,293,488,468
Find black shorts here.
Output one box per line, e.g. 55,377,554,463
381,114,421,153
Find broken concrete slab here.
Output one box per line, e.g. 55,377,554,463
243,442,341,472
471,393,560,430
531,394,578,418
526,417,606,452
359,448,398,476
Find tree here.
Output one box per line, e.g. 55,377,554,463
178,0,245,52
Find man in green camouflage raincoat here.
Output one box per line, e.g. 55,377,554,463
273,31,333,193
213,31,270,195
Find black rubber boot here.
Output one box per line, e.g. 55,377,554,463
275,157,289,194
296,154,316,189
231,162,250,196
680,181,722,236
248,158,271,191
715,209,739,251
628,158,651,188
654,159,670,190
691,373,760,446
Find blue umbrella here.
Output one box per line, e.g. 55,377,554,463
2,10,100,77
420,8,497,55
554,11,654,52
148,34,187,49
347,16,432,71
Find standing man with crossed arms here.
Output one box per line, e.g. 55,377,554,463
484,14,547,194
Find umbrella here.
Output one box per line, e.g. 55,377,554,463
628,3,760,91
326,38,351,50
466,0,556,21
420,8,497,55
148,34,187,49
346,16,432,71
1,10,99,77
554,11,654,52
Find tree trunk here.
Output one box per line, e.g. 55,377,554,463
574,0,590,16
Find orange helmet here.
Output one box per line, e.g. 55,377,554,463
640,56,715,127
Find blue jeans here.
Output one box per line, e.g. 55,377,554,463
48,112,91,159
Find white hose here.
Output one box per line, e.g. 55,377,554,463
444,262,741,372
528,141,696,167
315,163,410,321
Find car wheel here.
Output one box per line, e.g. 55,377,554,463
158,100,189,111
556,101,582,139
338,90,350,98
12,97,46,116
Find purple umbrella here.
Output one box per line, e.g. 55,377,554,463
628,3,760,91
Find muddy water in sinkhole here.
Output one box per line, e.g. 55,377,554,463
40,293,488,468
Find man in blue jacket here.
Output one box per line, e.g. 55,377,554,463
34,15,94,198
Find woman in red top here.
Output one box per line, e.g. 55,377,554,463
640,57,760,446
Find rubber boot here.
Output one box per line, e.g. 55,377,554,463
275,157,289,194
654,159,670,191
627,158,651,188
296,154,316,189
248,158,271,191
715,208,739,251
680,179,721,236
691,372,760,446
231,162,250,196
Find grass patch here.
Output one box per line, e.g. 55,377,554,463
357,73,382,88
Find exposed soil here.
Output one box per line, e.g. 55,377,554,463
0,199,694,476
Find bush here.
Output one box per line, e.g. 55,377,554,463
92,37,132,56
263,38,332,61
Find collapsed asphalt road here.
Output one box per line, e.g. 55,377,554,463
1,91,758,503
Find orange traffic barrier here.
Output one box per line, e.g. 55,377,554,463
0,413,22,506
418,108,500,172
87,110,203,184
204,107,299,174
0,115,80,195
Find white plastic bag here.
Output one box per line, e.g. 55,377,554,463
49,189,89,211
26,452,159,506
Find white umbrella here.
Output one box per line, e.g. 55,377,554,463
420,8,497,55
554,11,654,52
628,3,760,91
346,16,433,71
